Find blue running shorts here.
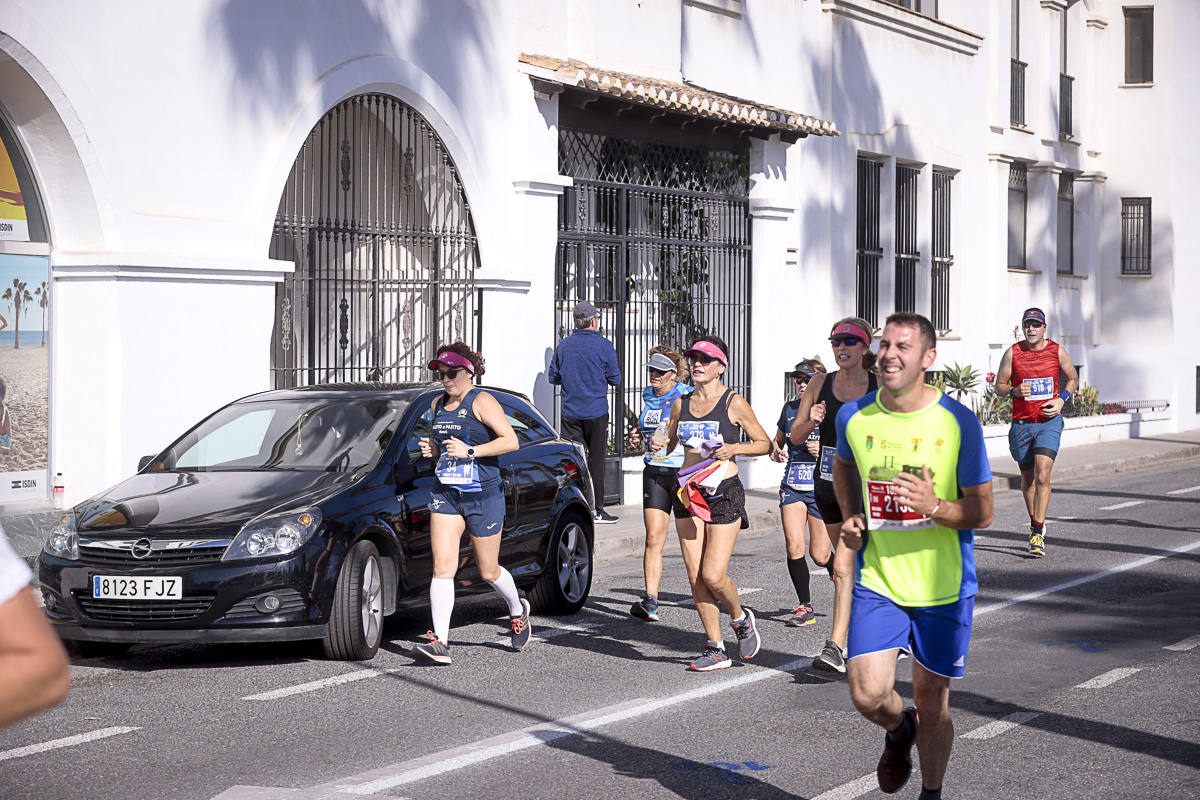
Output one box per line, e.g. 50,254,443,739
847,583,975,679
778,484,823,519
1007,416,1064,470
429,482,506,537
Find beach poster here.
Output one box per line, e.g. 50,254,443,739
0,253,49,503
0,136,30,242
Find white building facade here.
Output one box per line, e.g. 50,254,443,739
0,0,1194,515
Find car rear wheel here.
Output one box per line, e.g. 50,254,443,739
529,512,592,614
323,539,384,661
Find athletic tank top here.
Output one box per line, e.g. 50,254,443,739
1009,340,1062,422
431,388,500,488
815,370,878,489
639,381,693,468
678,388,741,458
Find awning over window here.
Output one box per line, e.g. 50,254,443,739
520,54,839,142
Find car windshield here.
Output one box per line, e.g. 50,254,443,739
157,396,409,473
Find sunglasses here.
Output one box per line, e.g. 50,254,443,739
792,374,812,383
1022,321,1045,329
829,336,862,347
648,368,669,377
688,354,719,365
433,368,463,380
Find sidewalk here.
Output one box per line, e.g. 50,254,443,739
593,427,1200,563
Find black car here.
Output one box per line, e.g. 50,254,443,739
37,383,595,661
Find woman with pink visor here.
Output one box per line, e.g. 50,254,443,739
651,335,771,671
411,342,523,665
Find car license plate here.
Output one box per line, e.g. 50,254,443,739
92,575,183,600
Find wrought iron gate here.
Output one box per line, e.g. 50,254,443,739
270,94,480,387
555,129,752,505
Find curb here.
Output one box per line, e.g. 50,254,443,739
989,444,1200,491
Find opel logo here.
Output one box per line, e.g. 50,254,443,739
130,538,154,559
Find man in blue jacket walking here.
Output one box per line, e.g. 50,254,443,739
549,300,623,524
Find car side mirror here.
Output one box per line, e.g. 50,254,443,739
138,455,156,471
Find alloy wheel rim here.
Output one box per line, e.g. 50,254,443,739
360,555,383,647
556,522,591,603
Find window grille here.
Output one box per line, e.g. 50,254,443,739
931,171,953,331
856,157,882,327
1121,198,1152,275
1008,163,1028,270
895,165,920,314
1057,174,1075,274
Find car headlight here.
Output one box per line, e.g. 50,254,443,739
44,513,79,560
222,509,323,561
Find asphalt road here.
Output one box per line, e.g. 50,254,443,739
2,459,1198,800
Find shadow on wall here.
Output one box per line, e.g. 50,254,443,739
208,0,495,130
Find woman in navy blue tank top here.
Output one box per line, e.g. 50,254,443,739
788,316,878,674
410,343,524,665
650,334,771,672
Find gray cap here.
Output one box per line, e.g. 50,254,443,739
573,299,600,324
646,353,677,373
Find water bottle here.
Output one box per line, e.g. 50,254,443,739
651,421,668,452
52,472,65,509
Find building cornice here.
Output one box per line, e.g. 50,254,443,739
50,252,295,283
820,0,983,56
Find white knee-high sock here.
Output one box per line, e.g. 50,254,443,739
487,568,524,617
430,578,455,642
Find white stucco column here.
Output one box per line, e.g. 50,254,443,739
986,154,1016,342
746,135,793,490
1039,1,1068,145
1074,171,1107,347
878,156,897,327
1028,161,1062,314
1082,12,1109,157
915,164,934,321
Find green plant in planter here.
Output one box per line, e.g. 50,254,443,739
942,362,981,401
1066,382,1102,417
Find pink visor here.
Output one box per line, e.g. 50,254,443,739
830,321,871,343
685,340,728,366
427,351,475,374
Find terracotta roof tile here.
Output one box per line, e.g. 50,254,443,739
519,54,839,138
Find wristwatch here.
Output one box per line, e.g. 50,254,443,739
466,447,476,458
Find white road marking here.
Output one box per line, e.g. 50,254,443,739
961,711,1041,740
1166,485,1200,495
975,538,1200,618
1164,633,1200,651
810,774,880,800
531,622,606,642
1098,500,1143,511
242,668,393,701
0,726,140,762
1048,515,1077,521
1076,667,1140,689
679,586,762,607
818,538,1200,800
314,657,811,795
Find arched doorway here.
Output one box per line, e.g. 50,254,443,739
270,93,481,387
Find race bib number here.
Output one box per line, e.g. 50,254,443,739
1023,377,1055,401
785,462,815,491
435,454,478,487
818,446,836,481
866,480,935,530
679,420,721,450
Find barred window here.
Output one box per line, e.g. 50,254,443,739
894,164,920,314
1121,198,1152,275
856,157,882,327
1007,163,1027,270
932,171,953,331
1057,173,1074,274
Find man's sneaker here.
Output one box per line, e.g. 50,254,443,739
630,595,660,621
877,706,919,793
812,639,846,673
510,598,532,650
1029,530,1046,558
689,644,732,672
594,509,619,525
412,632,452,665
787,603,816,627
731,607,761,660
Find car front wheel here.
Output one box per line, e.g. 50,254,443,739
529,512,592,614
323,539,384,661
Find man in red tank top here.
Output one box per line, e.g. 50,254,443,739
994,308,1078,557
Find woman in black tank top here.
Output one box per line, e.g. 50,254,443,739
650,335,771,672
787,316,877,674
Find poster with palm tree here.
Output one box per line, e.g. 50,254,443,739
0,253,50,502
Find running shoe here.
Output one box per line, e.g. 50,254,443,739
630,595,660,621
1029,531,1045,558
594,509,619,525
510,597,532,650
689,644,733,672
877,706,919,794
731,607,761,660
787,603,816,627
412,631,452,665
812,639,846,673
